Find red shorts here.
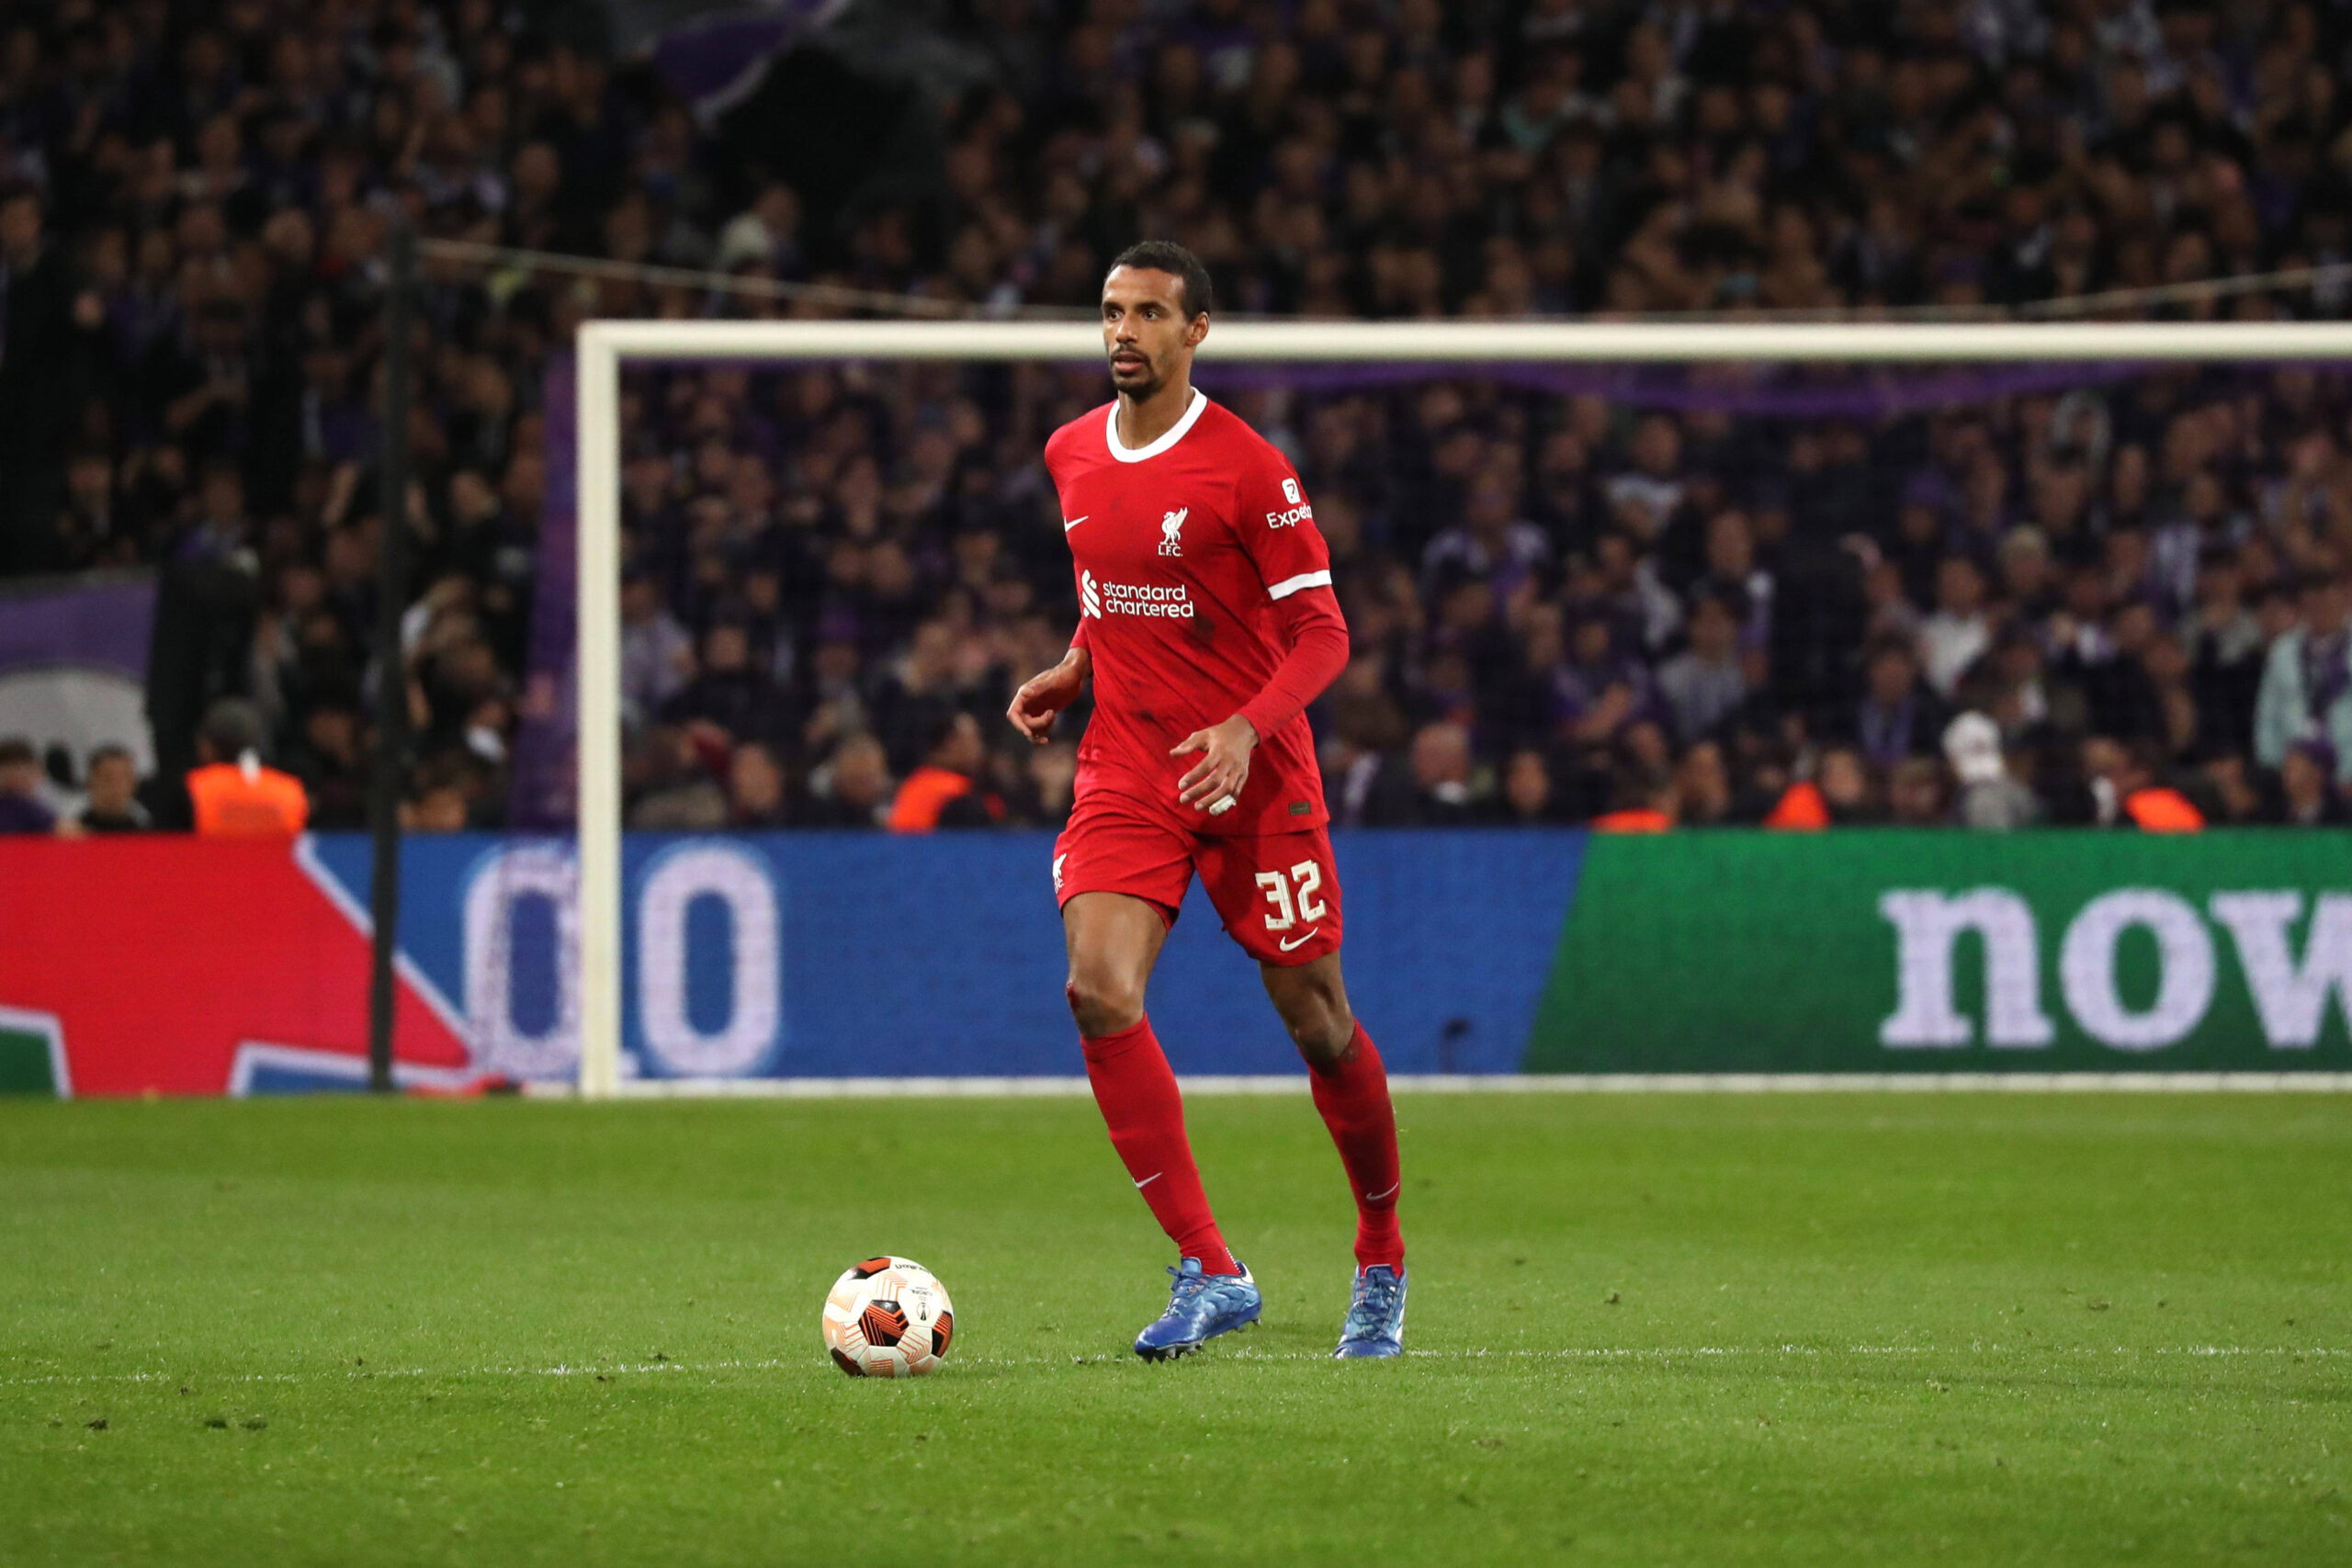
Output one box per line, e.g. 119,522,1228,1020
1051,793,1343,966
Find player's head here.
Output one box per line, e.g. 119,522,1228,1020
1101,240,1212,400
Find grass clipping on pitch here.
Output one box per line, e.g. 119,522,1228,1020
2,1093,2346,1565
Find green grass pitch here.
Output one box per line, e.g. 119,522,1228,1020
3,1092,2347,1565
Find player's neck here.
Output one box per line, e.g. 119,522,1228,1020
1114,380,1196,452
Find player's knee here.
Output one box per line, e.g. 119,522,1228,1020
1065,970,1145,1037
1283,994,1355,1068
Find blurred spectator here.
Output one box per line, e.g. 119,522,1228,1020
0,737,56,835
1842,640,1950,770
622,572,695,727
1674,741,1735,828
663,622,784,749
1020,741,1080,827
400,759,472,834
1815,748,1881,826
1887,758,1952,828
627,727,729,830
1499,748,1564,826
2275,739,2348,827
1918,558,1994,698
2255,573,2352,786
2084,737,2207,832
185,700,308,838
1591,768,1676,832
729,741,791,829
1364,721,1484,827
801,732,892,830
144,463,261,784
1946,713,2041,831
888,713,1004,833
1656,593,1747,745
1421,471,1549,604
74,745,152,834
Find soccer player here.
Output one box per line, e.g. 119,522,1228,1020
1006,241,1406,1361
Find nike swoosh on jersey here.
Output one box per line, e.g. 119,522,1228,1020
1062,514,1089,531
1277,928,1320,952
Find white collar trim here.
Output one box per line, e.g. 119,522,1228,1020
1104,389,1209,463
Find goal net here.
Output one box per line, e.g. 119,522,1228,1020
550,320,2352,1096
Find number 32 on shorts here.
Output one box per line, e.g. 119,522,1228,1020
1254,861,1328,931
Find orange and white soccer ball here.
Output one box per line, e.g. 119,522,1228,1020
822,1257,955,1377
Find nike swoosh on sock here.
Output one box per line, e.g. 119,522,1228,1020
1133,1172,1161,1190
1363,1182,1400,1202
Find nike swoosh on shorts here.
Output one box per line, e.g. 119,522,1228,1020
1278,928,1320,953
1062,515,1089,531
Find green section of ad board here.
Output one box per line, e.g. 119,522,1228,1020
1526,831,2352,1073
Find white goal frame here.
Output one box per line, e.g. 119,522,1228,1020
572,318,2352,1097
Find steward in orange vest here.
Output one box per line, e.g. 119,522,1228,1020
1763,779,1830,829
1589,768,1676,833
2122,785,2204,832
2100,740,2205,833
185,699,309,836
886,714,1004,834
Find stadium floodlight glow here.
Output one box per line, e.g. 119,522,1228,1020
572,316,2352,1098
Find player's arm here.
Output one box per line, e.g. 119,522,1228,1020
1171,587,1349,807
1008,632,1092,745
1171,457,1351,810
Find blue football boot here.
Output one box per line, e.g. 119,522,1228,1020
1133,1258,1261,1360
1333,1265,1408,1359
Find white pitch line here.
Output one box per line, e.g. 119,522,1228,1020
3,1344,2336,1391
534,1072,2352,1100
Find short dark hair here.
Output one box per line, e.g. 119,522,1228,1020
1106,240,1214,320
199,698,265,761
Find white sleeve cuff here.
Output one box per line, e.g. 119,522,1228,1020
1266,569,1333,601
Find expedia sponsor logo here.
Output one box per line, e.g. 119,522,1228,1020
1265,503,1313,529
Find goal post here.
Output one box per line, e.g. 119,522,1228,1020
571,317,2352,1098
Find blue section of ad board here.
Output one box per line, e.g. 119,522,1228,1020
305,829,1586,1079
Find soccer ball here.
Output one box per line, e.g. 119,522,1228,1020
821,1257,955,1378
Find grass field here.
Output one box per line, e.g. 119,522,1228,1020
3,1092,2347,1565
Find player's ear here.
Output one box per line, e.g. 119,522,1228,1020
1185,311,1210,350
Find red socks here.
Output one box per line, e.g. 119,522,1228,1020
1307,1022,1405,1271
1080,1016,1239,1276
1080,1014,1402,1277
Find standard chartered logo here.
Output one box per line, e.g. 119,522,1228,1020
1879,887,2352,1053
1093,579,1193,618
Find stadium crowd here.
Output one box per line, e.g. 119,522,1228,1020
2,0,2352,834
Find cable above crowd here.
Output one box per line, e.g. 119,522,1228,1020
2,0,2351,837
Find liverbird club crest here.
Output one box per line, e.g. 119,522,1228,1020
1158,506,1188,557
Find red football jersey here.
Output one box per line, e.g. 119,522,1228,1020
1045,392,1335,837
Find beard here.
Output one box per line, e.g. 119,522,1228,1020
1109,352,1165,400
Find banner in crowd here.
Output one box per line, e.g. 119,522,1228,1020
0,571,155,777
1,830,2346,1096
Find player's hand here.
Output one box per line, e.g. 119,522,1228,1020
1172,715,1257,813
1008,650,1089,745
